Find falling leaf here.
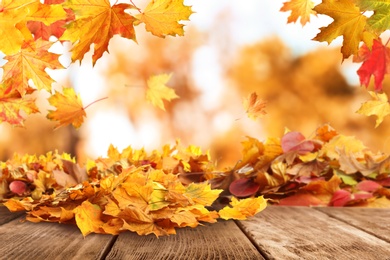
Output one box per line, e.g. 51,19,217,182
356,0,390,34
356,91,390,127
145,73,179,111
0,0,67,55
243,92,267,121
0,86,39,126
218,196,267,220
2,39,64,95
280,0,316,26
46,87,86,129
60,0,137,65
313,0,375,60
353,39,390,91
136,0,193,38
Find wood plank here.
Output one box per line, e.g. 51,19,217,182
0,216,115,260
316,207,390,243
0,206,24,225
106,220,264,260
237,206,390,260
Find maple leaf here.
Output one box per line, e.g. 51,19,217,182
0,86,39,126
356,91,390,127
218,196,267,220
136,0,193,38
184,182,222,206
0,0,67,55
280,0,316,26
27,0,75,41
60,0,137,65
145,73,179,111
313,0,375,59
46,87,86,129
243,92,267,121
356,0,390,34
320,134,366,160
2,39,64,95
353,39,390,91
74,200,104,236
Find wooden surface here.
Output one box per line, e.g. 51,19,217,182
1,205,389,260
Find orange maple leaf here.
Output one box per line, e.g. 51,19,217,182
47,87,87,129
2,39,64,95
0,0,67,55
0,86,39,126
136,0,193,38
243,92,267,121
313,0,376,60
280,0,317,26
60,0,137,65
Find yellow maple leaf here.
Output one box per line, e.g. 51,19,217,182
313,0,376,60
356,91,390,127
0,85,39,127
60,0,137,65
2,39,64,95
243,92,267,121
218,196,267,220
280,0,316,26
183,182,222,206
320,135,366,160
46,87,86,129
136,0,193,38
145,73,179,111
74,201,104,237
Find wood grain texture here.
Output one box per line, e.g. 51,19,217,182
0,216,115,260
316,207,390,243
106,220,264,260
237,206,390,260
0,206,24,224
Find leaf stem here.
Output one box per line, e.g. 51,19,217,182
130,0,142,13
385,37,390,47
83,97,108,110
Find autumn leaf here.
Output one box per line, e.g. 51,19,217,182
145,73,179,111
353,39,390,91
320,134,366,160
356,0,390,34
184,182,222,206
60,0,137,65
356,91,390,127
243,92,267,121
218,196,267,220
0,0,67,55
47,87,86,129
280,0,316,26
0,86,39,126
136,0,193,38
2,39,64,95
313,0,375,60
27,0,75,41
74,201,104,236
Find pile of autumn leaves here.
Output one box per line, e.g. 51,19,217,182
1,124,390,236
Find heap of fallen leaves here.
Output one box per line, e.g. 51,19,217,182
1,124,390,236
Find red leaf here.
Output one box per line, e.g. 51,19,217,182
356,180,381,192
281,131,315,154
353,39,390,91
278,193,327,206
330,190,351,207
229,178,260,197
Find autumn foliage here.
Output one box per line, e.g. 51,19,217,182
2,0,390,237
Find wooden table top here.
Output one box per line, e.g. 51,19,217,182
1,205,389,260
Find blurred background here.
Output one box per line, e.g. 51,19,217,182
1,0,390,169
